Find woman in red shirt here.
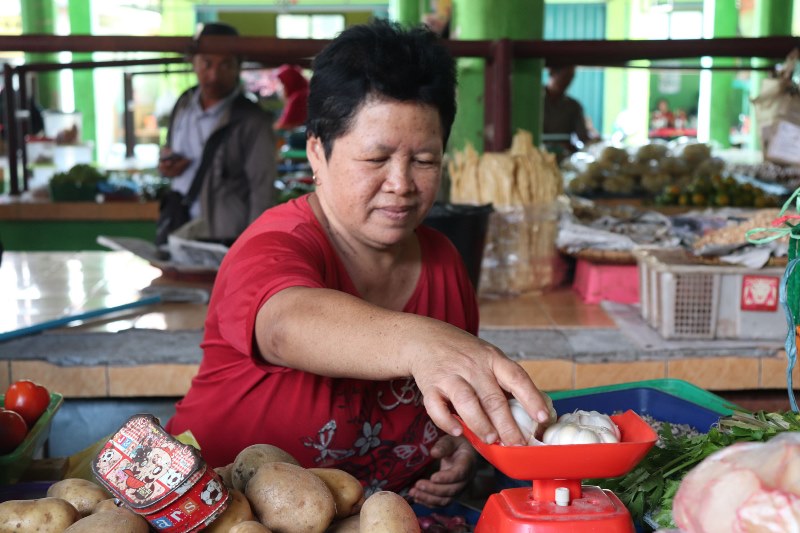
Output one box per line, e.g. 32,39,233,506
166,19,551,507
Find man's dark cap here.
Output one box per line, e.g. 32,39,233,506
195,22,239,39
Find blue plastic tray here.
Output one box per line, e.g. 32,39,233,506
552,387,723,432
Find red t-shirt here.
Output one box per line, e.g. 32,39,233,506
166,195,479,494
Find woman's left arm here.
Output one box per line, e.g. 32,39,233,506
407,435,478,507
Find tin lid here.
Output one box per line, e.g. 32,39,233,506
91,414,205,510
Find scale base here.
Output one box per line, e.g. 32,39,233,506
475,485,635,533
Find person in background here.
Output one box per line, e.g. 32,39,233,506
542,65,595,159
651,98,675,130
166,19,551,507
274,64,309,131
156,22,277,246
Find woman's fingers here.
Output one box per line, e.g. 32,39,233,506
417,350,549,446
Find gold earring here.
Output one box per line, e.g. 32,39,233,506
312,174,320,186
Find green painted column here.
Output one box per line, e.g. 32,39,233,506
603,0,635,141
20,0,59,110
450,0,543,153
68,0,96,158
748,0,795,151
707,0,738,148
389,0,422,26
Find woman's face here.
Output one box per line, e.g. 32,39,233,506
307,98,443,250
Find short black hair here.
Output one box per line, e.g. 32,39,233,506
306,18,457,159
191,22,242,64
196,22,239,38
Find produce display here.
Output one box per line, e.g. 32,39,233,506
0,434,433,533
591,410,800,530
566,142,715,197
565,142,785,208
653,174,782,208
0,380,50,455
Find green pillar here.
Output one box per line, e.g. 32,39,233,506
450,0,543,153
69,0,95,158
20,0,59,110
603,0,638,141
707,0,738,148
748,0,795,151
389,0,422,26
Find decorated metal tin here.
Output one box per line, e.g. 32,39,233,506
145,469,230,533
91,414,229,532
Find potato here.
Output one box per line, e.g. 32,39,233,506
233,443,300,492
215,463,234,488
92,498,121,514
309,468,364,519
359,491,420,533
0,497,81,532
47,478,111,517
64,508,149,533
245,462,335,533
230,520,273,533
205,489,255,532
326,514,360,532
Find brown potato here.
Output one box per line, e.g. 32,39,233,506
326,514,360,532
230,520,273,533
47,478,111,517
64,508,149,533
204,489,255,532
92,498,121,514
245,462,335,533
0,497,81,532
309,468,364,519
215,463,234,488
359,491,420,533
232,443,300,492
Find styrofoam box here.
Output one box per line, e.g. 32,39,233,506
634,248,787,340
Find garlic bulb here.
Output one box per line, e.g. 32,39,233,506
541,422,620,445
509,395,558,444
557,410,621,440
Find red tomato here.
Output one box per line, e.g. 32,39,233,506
4,380,50,428
0,408,28,454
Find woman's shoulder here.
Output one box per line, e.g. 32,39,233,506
417,224,461,259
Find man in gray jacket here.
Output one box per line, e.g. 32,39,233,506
157,22,277,246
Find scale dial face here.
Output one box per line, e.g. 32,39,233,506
459,410,657,480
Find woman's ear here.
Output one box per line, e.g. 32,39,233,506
306,135,325,171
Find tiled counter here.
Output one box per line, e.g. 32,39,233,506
1,251,797,400
0,198,158,251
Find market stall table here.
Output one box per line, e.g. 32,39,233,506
0,250,796,455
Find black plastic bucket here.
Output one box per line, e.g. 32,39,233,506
423,202,493,290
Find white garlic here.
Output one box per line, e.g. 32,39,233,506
509,395,557,444
542,421,620,445
557,410,621,440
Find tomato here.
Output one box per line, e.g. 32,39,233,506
4,380,50,428
0,408,28,454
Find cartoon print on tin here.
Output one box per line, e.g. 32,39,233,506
200,478,225,506
94,415,202,507
95,447,123,476
120,445,174,501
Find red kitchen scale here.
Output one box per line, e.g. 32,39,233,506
460,410,658,532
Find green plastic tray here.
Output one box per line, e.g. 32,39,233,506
0,392,64,485
547,378,741,416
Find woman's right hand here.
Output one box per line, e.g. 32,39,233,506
406,318,551,448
